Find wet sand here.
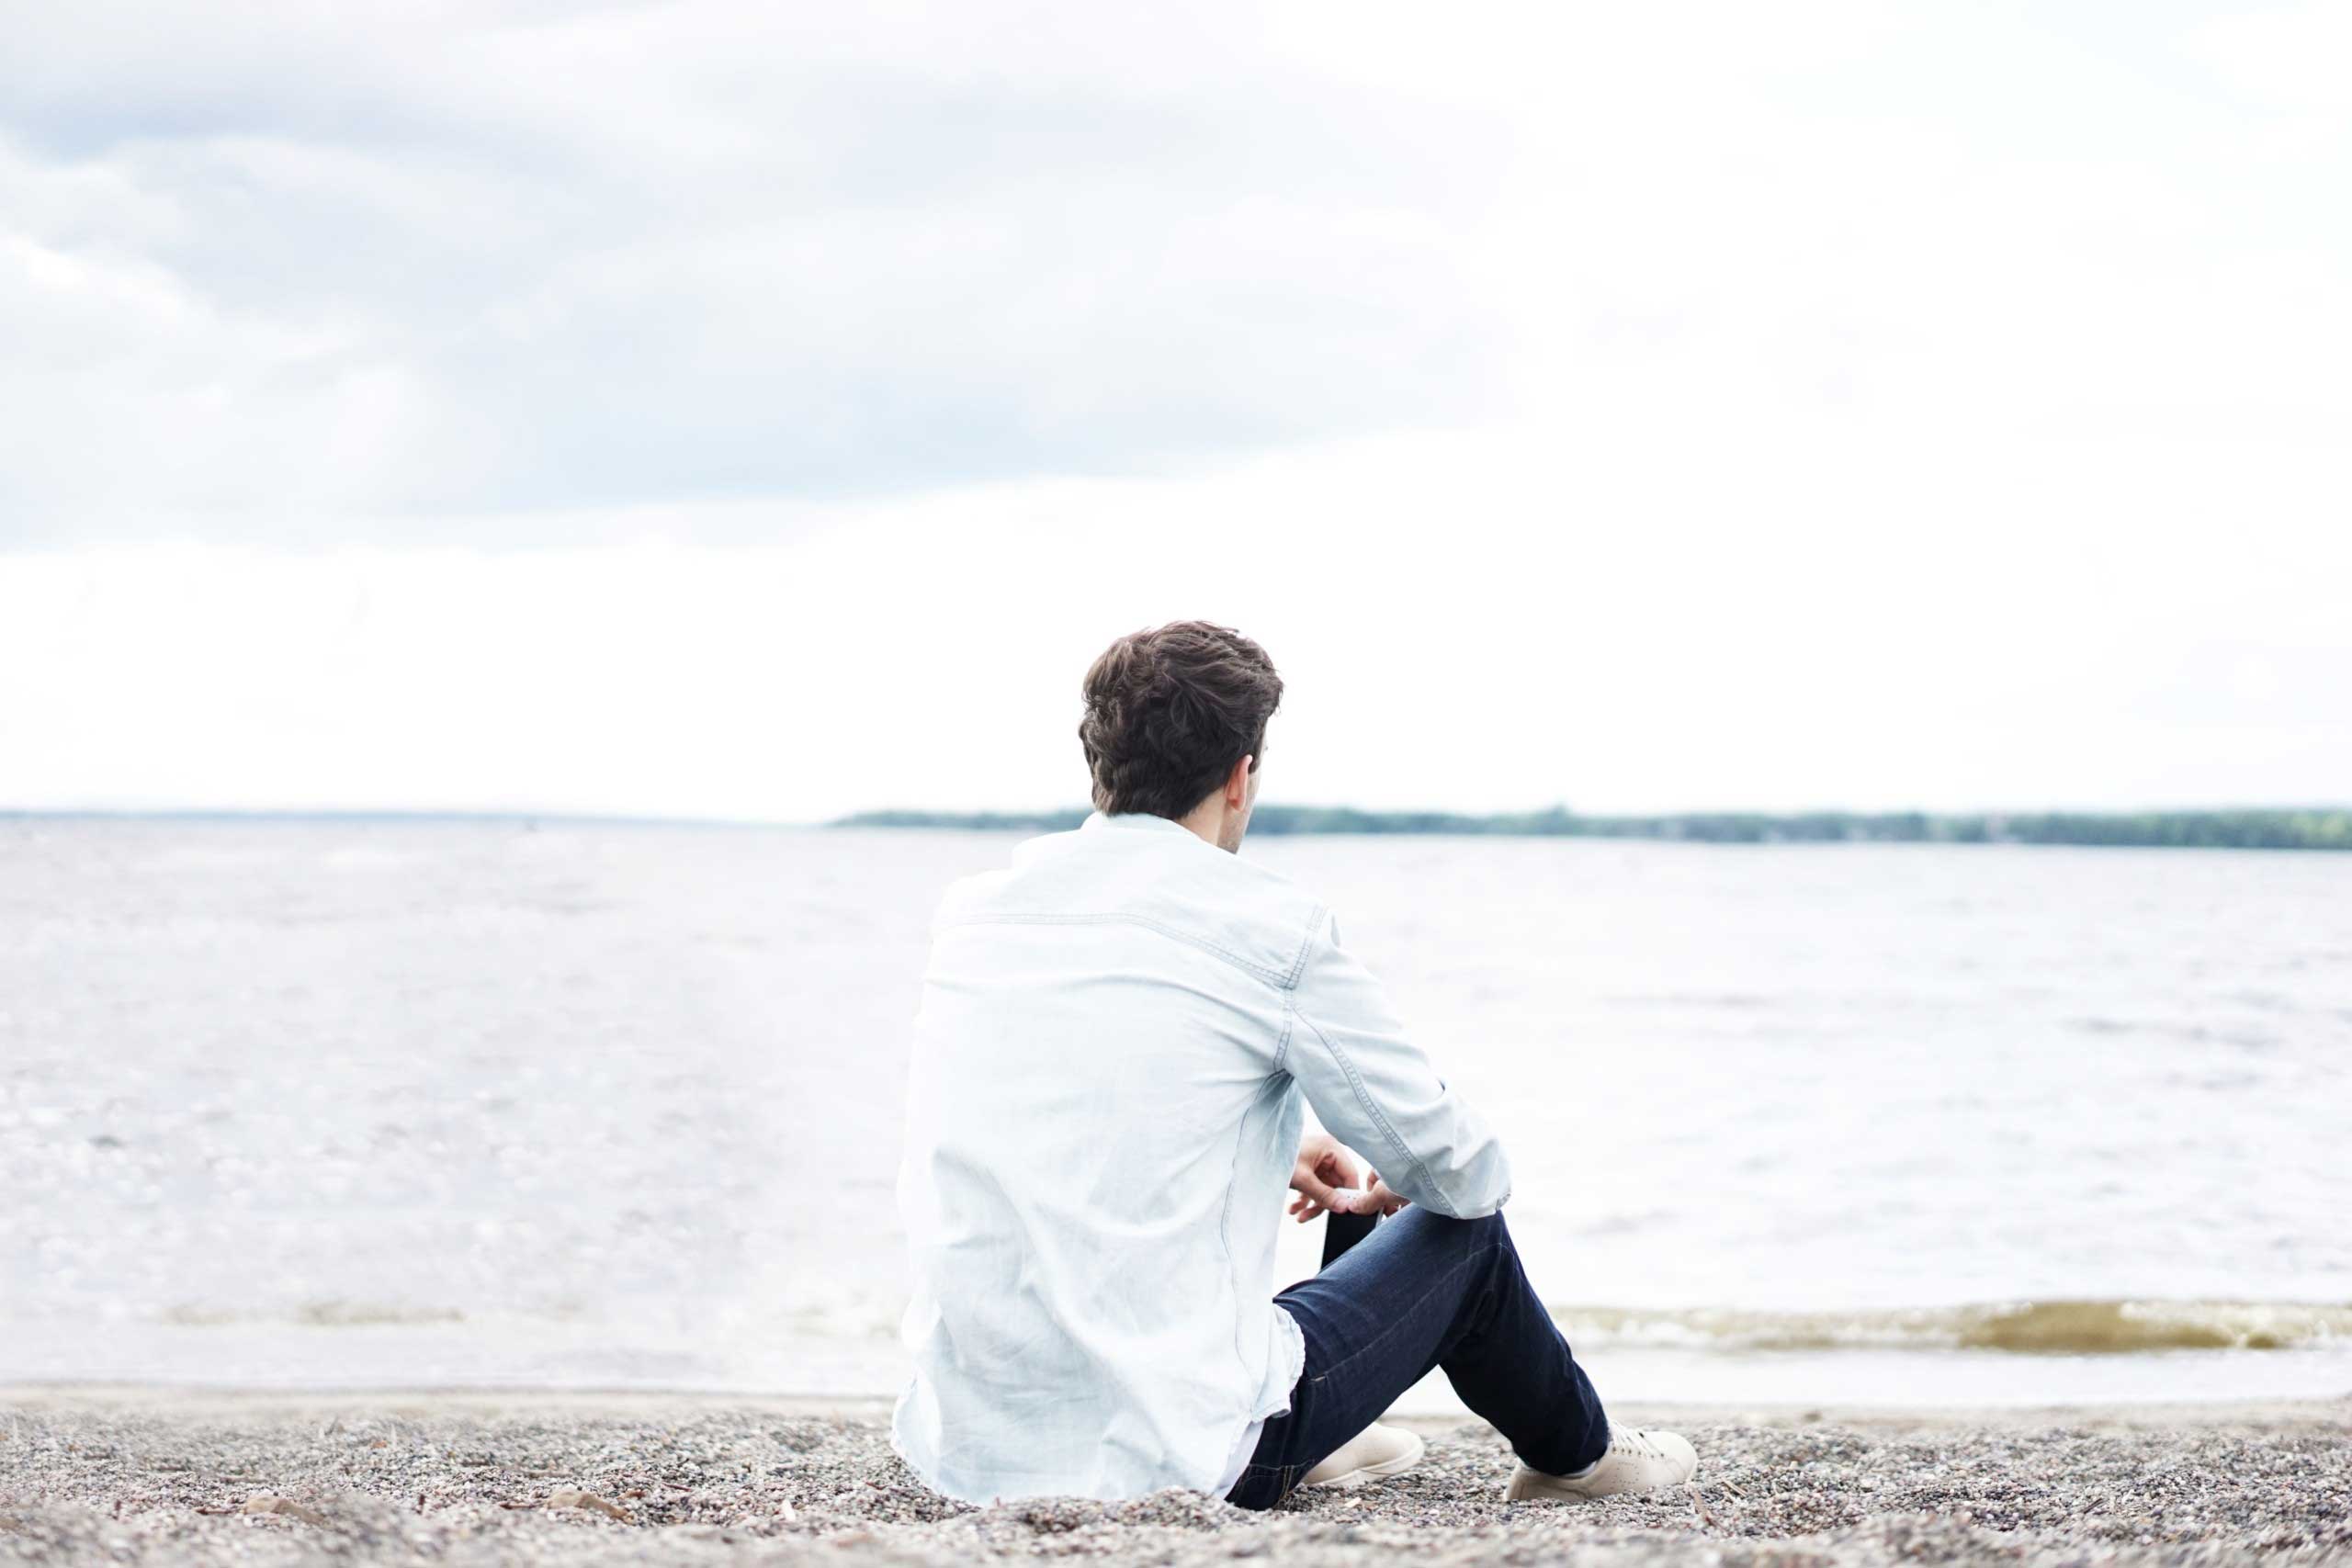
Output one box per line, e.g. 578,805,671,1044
4,1386,2348,1565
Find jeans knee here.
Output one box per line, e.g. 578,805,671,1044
1448,1208,1510,1247
1386,1202,1515,1278
1455,1211,1523,1292
1408,1204,1510,1261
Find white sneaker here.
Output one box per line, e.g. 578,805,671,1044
1505,1427,1696,1502
1301,1423,1426,1489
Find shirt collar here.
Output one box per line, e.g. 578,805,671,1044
1080,808,1196,837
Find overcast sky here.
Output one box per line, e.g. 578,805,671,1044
4,0,2346,820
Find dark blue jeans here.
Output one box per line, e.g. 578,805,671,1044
1224,1205,1611,1510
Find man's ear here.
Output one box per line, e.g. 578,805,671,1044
1228,754,1254,807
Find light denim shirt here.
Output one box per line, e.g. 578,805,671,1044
890,808,1512,1503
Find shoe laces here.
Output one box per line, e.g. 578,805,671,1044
1612,1428,1667,1461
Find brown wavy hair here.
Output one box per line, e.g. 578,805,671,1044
1078,622,1283,818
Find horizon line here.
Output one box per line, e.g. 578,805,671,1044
7,801,2352,827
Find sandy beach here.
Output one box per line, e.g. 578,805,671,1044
4,1387,2347,1566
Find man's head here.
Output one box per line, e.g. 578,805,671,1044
1078,621,1283,852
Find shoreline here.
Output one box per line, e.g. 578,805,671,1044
6,1387,2347,1566
7,1381,2351,1426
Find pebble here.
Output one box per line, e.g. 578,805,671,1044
237,1495,328,1526
543,1490,630,1521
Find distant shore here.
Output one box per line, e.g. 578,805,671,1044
5,1387,2347,1566
11,807,2346,850
835,805,2352,851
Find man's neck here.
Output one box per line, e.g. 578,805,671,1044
1176,801,1240,852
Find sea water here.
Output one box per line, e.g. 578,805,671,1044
4,818,2346,1406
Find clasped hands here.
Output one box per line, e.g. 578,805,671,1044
1287,1131,1408,1224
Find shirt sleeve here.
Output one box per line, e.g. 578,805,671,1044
1281,907,1512,1219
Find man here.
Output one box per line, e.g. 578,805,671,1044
890,621,1696,1509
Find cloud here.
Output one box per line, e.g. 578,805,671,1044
10,2,2343,547
2,1,1514,543
9,0,2342,549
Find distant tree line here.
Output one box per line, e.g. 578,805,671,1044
832,805,2352,851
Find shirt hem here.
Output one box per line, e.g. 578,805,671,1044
1257,1300,1306,1419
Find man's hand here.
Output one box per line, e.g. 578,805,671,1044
1288,1133,1411,1223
